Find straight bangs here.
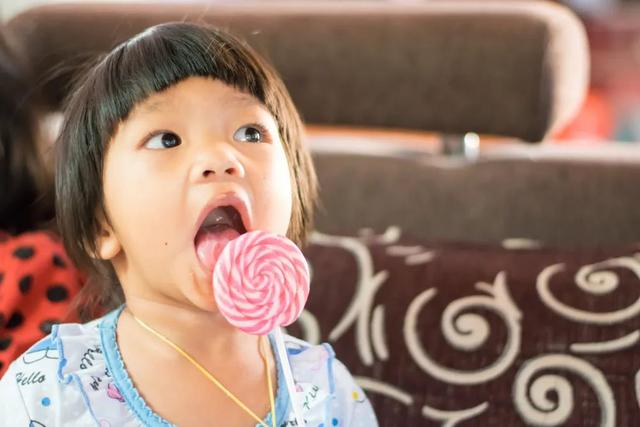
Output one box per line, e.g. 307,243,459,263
88,22,270,146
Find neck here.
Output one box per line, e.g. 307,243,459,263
114,295,278,427
122,295,261,361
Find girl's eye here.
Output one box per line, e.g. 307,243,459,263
144,132,182,150
233,125,266,144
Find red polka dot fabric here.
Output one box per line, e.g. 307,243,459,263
0,231,83,377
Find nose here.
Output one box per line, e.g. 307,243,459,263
191,145,245,183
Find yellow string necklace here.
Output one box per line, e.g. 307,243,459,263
129,312,276,427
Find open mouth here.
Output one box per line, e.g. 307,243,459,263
194,205,248,271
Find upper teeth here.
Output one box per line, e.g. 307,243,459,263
202,207,233,228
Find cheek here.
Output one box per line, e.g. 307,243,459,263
103,152,183,251
275,169,294,223
275,152,294,213
257,153,293,233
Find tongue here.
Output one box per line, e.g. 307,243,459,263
195,226,241,271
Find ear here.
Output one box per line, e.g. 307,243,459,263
95,220,121,261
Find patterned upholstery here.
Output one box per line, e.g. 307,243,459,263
296,228,640,426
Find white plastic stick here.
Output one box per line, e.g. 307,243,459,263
274,328,305,426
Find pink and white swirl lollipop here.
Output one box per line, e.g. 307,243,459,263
212,230,310,336
212,230,310,425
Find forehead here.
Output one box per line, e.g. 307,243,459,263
132,76,265,117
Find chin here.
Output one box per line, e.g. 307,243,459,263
184,290,218,313
191,297,218,313
182,267,217,310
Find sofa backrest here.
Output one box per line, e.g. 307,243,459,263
311,141,640,247
5,0,588,142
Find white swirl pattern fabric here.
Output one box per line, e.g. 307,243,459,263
292,228,640,426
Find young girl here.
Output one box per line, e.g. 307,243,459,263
0,22,377,426
0,31,83,378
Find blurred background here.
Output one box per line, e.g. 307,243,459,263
2,0,640,144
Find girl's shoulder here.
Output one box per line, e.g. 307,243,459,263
0,315,140,427
4,317,102,376
0,318,103,397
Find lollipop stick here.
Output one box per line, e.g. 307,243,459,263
274,328,305,426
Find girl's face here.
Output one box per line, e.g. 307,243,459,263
99,77,293,311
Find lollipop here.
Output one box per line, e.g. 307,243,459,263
212,230,310,425
213,230,310,335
